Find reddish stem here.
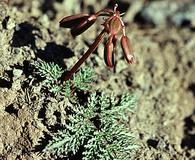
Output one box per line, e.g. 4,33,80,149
64,29,107,81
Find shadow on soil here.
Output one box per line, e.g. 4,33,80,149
36,42,74,68
182,110,195,149
11,22,39,48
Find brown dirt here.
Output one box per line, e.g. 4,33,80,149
0,0,194,160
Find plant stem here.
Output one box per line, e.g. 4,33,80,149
64,29,107,81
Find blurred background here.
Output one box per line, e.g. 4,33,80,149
0,0,195,159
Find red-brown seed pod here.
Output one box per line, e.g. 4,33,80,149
121,35,134,64
104,36,114,68
59,14,89,28
70,14,97,37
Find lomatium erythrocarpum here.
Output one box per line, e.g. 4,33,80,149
60,4,134,80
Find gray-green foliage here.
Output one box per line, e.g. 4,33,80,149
34,61,63,85
73,67,96,90
34,61,96,96
44,93,138,159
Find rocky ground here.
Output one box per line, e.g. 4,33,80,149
0,0,194,159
